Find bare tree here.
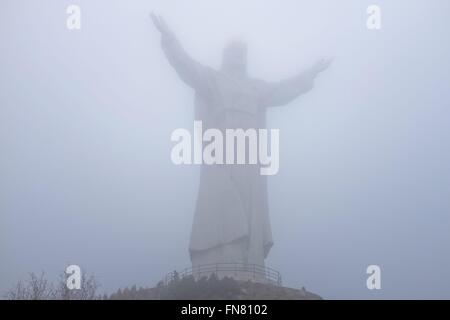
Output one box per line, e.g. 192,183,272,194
3,269,101,300
4,272,54,300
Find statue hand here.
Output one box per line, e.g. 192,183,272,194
311,58,333,76
150,13,175,39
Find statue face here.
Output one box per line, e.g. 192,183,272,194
221,40,247,76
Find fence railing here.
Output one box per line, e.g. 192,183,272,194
164,263,282,287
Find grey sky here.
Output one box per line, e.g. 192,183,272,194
1,0,450,299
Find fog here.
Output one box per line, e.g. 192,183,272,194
1,0,450,299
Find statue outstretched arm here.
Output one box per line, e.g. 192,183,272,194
260,58,332,107
151,14,214,95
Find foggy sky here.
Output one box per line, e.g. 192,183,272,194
1,0,450,299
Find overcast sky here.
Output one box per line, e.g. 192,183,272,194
1,0,450,299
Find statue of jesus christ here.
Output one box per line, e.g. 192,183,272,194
151,14,331,273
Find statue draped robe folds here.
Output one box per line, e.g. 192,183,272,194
160,33,316,269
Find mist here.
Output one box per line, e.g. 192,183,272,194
1,0,450,299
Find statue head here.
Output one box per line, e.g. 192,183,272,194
221,39,247,77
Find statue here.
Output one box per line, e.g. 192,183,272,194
151,14,331,279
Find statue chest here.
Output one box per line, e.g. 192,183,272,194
195,76,266,129
215,77,262,115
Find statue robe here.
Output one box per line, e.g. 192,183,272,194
160,35,315,267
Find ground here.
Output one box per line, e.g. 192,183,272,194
109,274,322,300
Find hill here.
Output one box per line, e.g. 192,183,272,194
109,274,322,300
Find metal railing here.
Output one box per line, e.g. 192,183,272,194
164,263,282,286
